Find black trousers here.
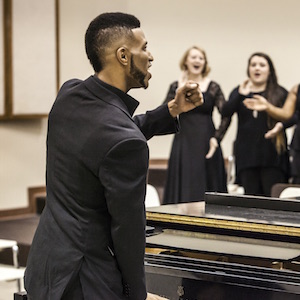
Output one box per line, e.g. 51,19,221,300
239,167,287,197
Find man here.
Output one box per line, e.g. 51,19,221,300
24,12,203,300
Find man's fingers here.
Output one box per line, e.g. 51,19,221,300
193,98,204,107
179,82,198,95
187,92,204,106
178,82,197,91
188,83,198,89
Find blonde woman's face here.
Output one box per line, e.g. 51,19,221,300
185,48,205,75
248,55,270,85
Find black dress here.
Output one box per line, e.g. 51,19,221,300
222,86,290,194
290,84,300,183
163,81,230,204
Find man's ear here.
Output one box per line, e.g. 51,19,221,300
117,47,129,66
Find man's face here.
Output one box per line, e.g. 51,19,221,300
127,28,154,89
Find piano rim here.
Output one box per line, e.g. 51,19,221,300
145,253,300,295
146,211,300,238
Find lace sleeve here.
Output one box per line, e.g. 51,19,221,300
209,82,231,142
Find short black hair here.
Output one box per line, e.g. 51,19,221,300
85,12,140,72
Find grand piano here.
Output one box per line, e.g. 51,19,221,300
145,192,300,300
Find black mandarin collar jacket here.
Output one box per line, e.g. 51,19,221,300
25,75,178,300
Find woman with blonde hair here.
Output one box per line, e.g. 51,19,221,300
163,46,230,204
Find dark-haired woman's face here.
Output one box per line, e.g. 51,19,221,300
248,55,270,85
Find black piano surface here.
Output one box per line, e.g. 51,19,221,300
145,193,300,299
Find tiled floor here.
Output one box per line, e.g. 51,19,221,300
0,280,24,300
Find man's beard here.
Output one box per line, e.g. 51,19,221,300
130,56,147,88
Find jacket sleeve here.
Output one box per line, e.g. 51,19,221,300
133,104,179,140
210,82,231,143
99,138,149,300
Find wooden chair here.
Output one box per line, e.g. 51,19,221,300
14,292,27,299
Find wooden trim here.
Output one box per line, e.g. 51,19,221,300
146,211,300,238
149,159,168,169
1,0,58,120
27,186,46,211
3,0,12,118
55,0,59,91
149,159,168,165
0,207,31,219
0,186,46,218
0,113,48,120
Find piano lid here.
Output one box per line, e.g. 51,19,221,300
204,192,300,212
146,193,300,238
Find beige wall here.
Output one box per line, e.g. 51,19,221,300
1,0,300,209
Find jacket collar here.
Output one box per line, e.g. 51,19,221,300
83,75,139,117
